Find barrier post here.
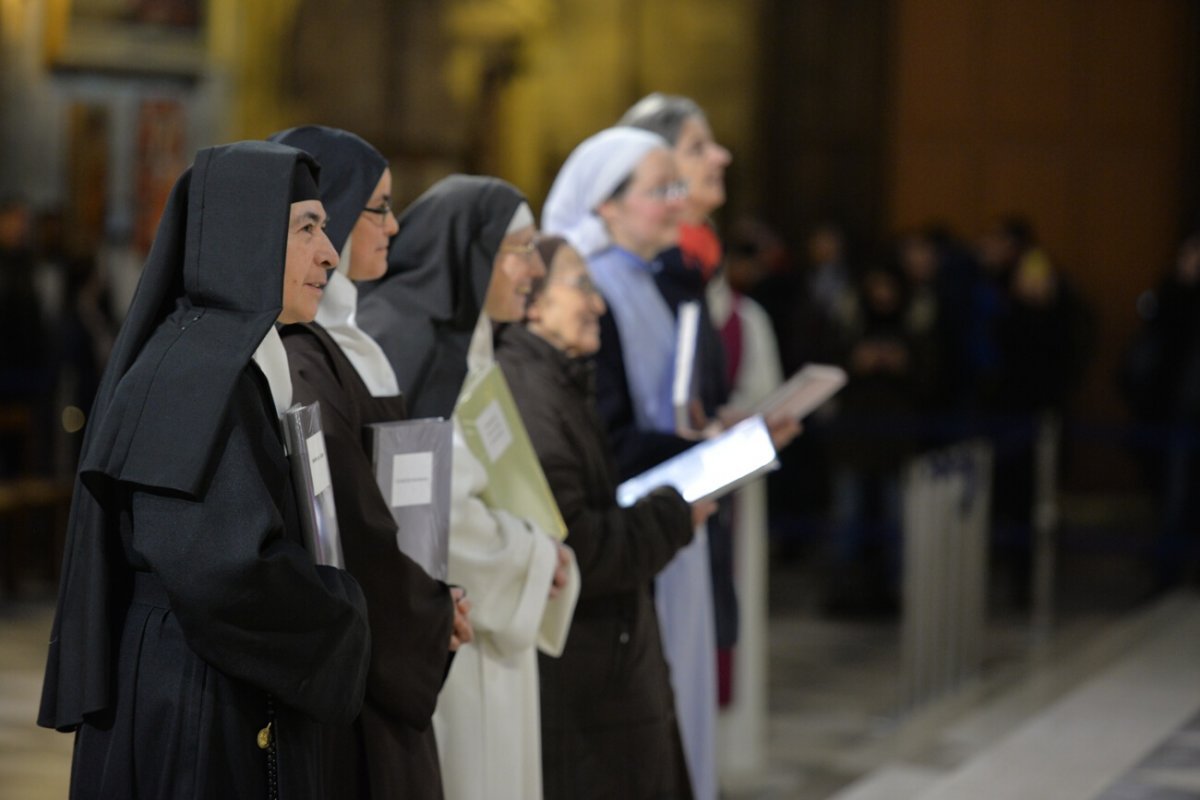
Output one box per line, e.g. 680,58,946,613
902,439,993,709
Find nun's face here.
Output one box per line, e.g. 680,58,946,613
674,115,731,221
485,223,546,322
598,148,685,261
279,200,338,324
527,245,606,357
348,168,399,281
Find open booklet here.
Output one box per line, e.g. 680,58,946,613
616,415,779,508
753,363,847,422
454,363,568,541
367,417,453,581
282,402,345,569
672,301,702,431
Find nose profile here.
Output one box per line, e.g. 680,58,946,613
317,229,338,267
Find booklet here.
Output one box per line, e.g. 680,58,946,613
616,415,779,507
282,402,345,569
672,301,703,431
454,363,568,541
753,363,847,422
367,417,453,581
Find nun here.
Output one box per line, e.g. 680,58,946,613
359,175,580,800
268,125,472,798
495,235,713,798
37,141,371,799
542,126,720,800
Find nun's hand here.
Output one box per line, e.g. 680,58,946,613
449,586,474,651
549,542,573,599
765,413,803,450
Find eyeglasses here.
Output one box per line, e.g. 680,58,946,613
640,180,688,202
362,199,392,226
499,240,538,257
550,273,601,296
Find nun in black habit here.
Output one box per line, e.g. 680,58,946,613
357,175,533,418
269,125,471,799
37,141,372,799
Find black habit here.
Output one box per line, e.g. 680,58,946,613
495,323,695,799
37,142,372,799
273,112,457,800
356,175,525,418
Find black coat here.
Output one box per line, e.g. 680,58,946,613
495,324,694,800
282,322,455,799
38,142,371,799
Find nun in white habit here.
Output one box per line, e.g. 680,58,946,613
542,126,720,800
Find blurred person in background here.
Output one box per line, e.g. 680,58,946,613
270,125,472,798
497,235,706,799
979,216,1094,608
0,197,54,475
359,175,579,800
825,265,927,614
1119,233,1200,586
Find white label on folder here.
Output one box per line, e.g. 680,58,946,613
391,452,434,507
476,399,513,463
306,432,332,496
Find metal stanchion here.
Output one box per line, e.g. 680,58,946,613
1031,412,1060,646
902,439,993,710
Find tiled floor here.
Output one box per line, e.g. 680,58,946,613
1,558,1195,799
0,599,72,800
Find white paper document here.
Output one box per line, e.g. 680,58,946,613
616,415,779,507
306,431,331,496
753,363,847,421
476,399,513,463
391,451,434,507
282,402,344,569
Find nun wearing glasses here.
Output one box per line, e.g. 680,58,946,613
269,125,473,799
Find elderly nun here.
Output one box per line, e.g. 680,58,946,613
542,126,720,800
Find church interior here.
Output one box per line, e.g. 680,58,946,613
2,1,1199,797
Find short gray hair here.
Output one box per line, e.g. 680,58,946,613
618,93,705,146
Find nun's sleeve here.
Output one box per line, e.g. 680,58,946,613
127,370,371,726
